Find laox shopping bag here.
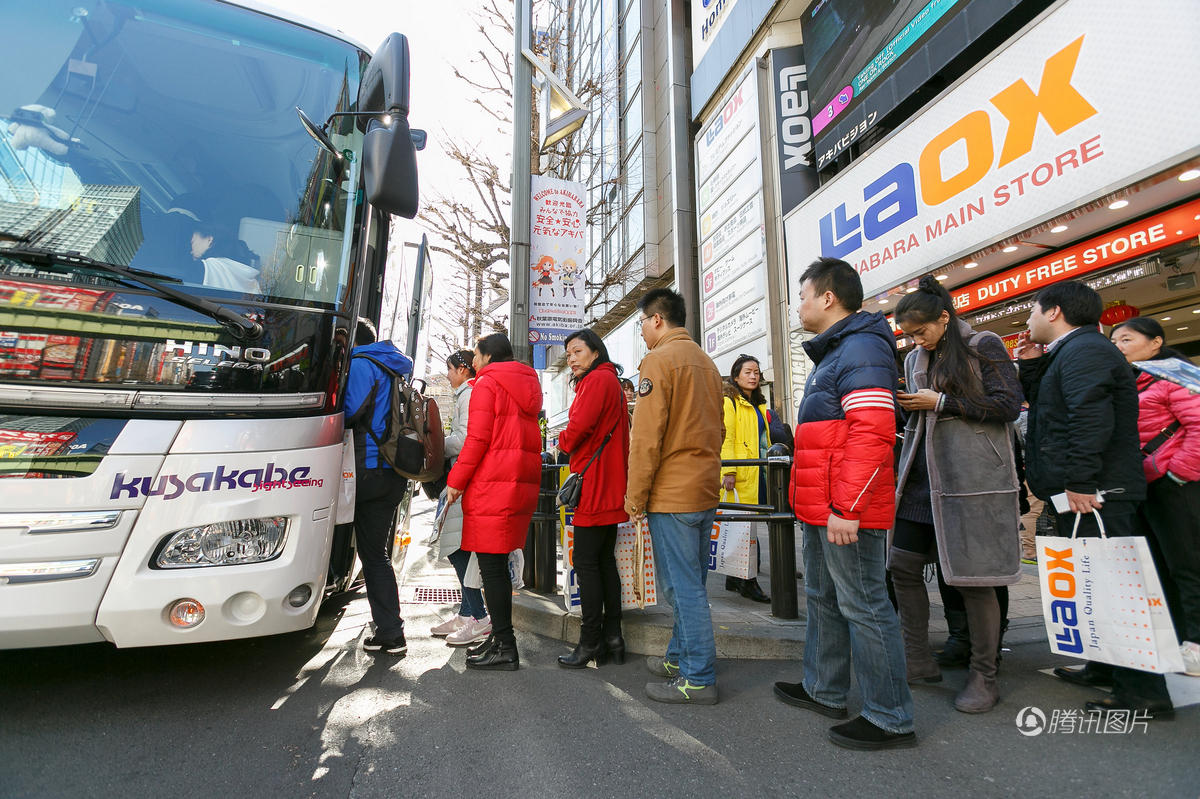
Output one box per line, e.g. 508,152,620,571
1038,511,1185,673
561,511,657,612
709,490,757,580
615,519,657,609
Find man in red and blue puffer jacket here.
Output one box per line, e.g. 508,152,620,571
773,257,915,751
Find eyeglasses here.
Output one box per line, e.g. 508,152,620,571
639,313,657,325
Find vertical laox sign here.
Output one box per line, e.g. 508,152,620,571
783,0,1200,301
771,45,819,218
819,36,1096,263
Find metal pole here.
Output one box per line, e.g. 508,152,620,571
766,444,798,619
509,0,533,364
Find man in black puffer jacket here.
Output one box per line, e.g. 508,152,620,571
1016,280,1170,719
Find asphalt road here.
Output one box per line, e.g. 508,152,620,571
2,586,1197,799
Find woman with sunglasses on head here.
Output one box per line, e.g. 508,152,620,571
891,276,1023,713
1111,317,1200,677
446,333,543,670
430,350,492,646
556,328,631,668
720,354,777,603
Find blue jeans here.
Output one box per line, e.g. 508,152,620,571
447,548,487,620
801,522,914,734
648,509,718,686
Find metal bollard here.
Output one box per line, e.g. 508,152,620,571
766,443,799,619
520,453,560,594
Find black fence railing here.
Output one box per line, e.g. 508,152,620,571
524,444,799,620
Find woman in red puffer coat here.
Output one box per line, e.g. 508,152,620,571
555,328,630,669
1111,318,1200,677
447,333,543,671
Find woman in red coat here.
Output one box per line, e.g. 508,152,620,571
556,329,630,668
447,333,543,671
1111,317,1200,677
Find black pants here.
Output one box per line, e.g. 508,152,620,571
1053,500,1171,704
477,552,515,646
354,468,406,639
891,518,1009,622
573,524,622,643
1140,476,1200,643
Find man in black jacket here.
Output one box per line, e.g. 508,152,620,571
1016,281,1172,718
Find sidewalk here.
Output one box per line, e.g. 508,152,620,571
399,493,1049,660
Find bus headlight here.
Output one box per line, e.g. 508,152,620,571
154,517,289,568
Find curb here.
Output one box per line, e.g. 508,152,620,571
513,589,806,660
513,589,1050,661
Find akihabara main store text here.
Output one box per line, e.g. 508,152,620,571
783,0,1200,363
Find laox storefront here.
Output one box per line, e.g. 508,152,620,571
783,0,1200,368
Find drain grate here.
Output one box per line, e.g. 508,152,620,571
406,586,462,605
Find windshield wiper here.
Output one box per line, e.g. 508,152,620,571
0,245,263,340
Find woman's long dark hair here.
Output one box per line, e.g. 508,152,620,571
564,328,622,386
1113,317,1187,361
477,332,514,363
895,275,990,405
728,354,766,406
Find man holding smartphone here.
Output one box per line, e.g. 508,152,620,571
1015,281,1171,718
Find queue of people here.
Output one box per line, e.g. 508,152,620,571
346,265,1198,748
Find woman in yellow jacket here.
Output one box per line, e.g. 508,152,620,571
720,354,772,603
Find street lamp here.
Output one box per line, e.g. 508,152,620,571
522,48,588,150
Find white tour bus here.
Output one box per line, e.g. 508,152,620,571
0,0,421,647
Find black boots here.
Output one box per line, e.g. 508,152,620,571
726,576,770,603
935,609,971,667
605,634,626,665
466,636,519,671
558,634,626,668
558,639,608,668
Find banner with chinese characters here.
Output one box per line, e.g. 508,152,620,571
529,175,586,345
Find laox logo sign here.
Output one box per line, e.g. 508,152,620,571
819,37,1096,261
704,87,745,148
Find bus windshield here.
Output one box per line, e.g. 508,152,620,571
0,0,368,310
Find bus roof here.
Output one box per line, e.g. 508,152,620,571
217,0,373,56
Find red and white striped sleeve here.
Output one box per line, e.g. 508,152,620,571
840,388,896,414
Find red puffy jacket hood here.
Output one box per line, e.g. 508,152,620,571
479,360,542,416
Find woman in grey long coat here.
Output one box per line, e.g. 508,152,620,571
892,277,1023,714
430,350,490,646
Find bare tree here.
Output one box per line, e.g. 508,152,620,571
414,0,616,367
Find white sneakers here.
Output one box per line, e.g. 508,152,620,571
431,616,468,637
446,616,492,646
1181,641,1200,677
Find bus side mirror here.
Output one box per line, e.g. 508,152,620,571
359,33,419,219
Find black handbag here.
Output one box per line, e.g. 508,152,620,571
556,424,617,508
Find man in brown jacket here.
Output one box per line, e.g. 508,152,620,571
625,288,724,704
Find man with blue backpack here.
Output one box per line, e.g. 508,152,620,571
345,320,414,655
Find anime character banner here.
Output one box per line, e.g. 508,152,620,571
529,175,586,345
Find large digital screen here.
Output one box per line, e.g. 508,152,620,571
802,0,1030,169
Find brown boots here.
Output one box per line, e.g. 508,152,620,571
889,548,943,685
953,587,1002,713
890,549,1002,712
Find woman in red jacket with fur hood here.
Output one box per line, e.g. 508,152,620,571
556,328,630,669
447,333,543,671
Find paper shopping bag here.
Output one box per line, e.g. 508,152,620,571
1038,511,1185,673
559,505,581,614
615,519,657,609
709,490,756,579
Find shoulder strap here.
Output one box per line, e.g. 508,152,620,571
1142,419,1182,456
578,416,622,478
1137,375,1159,394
